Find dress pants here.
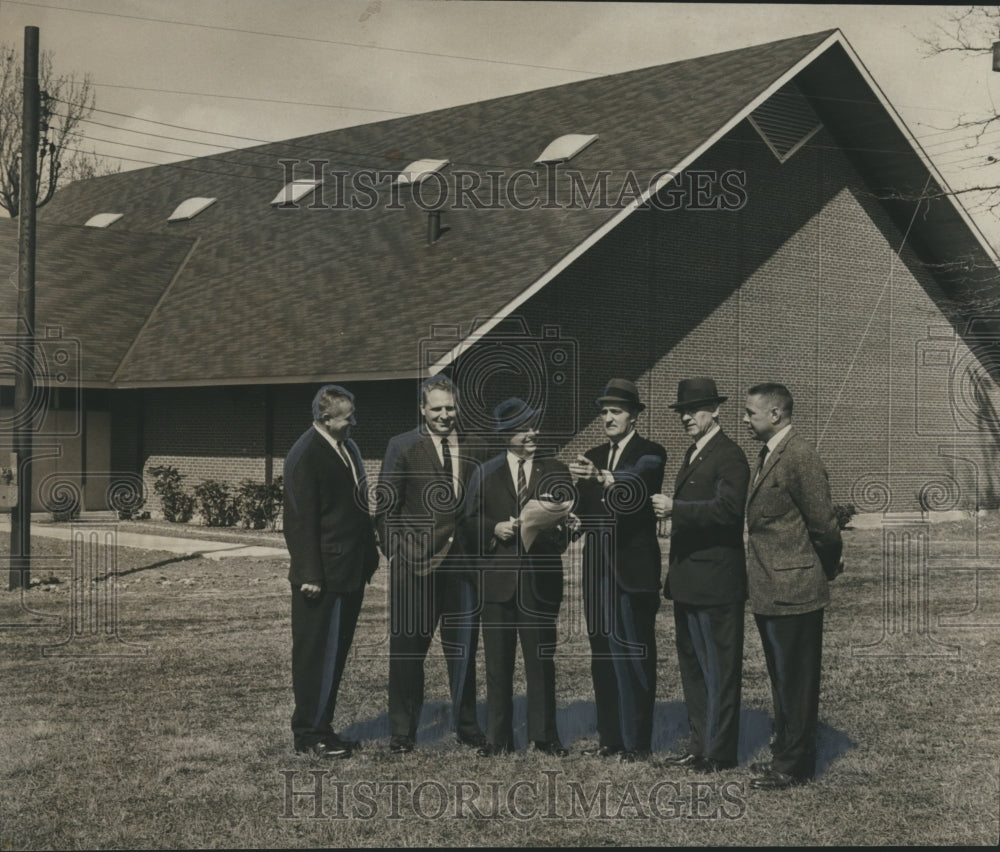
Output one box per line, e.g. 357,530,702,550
480,584,559,749
754,608,824,779
291,584,364,746
673,600,744,764
584,565,659,753
388,558,481,742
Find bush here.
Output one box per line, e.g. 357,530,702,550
148,465,195,524
234,477,283,530
193,480,238,527
834,503,857,530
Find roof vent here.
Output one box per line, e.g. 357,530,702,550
84,213,123,228
270,180,321,206
535,133,598,164
168,197,217,222
748,83,821,164
395,159,449,185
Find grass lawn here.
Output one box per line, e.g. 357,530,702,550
1,516,998,848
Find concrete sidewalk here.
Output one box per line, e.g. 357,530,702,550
0,515,289,561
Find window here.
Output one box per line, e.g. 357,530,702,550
84,213,124,228
270,180,321,205
535,134,598,164
395,159,449,185
167,197,217,222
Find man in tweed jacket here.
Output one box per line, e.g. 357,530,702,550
743,382,843,790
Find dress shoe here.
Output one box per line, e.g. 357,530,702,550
749,769,807,790
457,731,488,750
690,757,737,773
476,742,514,758
389,736,415,754
618,749,651,764
662,751,700,767
580,745,623,758
748,760,772,776
325,732,359,752
533,740,569,757
295,740,350,759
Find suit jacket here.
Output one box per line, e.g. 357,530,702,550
575,432,666,593
282,426,378,591
745,428,843,616
665,429,750,606
465,453,570,609
377,428,485,575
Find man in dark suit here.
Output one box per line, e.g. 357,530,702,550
464,398,571,757
570,379,666,762
377,375,486,754
283,384,379,758
743,382,844,790
652,378,750,773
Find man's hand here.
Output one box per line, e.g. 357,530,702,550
570,455,613,486
494,519,519,542
300,582,323,599
651,494,673,518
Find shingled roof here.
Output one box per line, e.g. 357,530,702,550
22,28,996,387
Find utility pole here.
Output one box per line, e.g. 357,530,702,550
10,27,39,591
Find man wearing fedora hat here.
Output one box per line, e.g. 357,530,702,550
464,398,572,757
652,378,750,774
570,378,666,762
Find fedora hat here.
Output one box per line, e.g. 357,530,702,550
668,377,727,410
493,397,541,433
596,378,645,412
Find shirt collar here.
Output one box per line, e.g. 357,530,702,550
766,424,792,454
693,423,720,455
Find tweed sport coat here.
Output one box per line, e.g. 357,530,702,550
745,428,843,616
665,429,750,607
283,427,379,591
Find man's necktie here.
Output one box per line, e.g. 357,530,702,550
517,458,527,512
607,441,620,471
336,441,357,483
441,436,454,498
755,444,769,482
683,444,696,468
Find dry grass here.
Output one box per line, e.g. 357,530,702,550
0,517,998,848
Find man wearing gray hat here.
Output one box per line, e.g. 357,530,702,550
570,379,666,762
653,378,750,773
464,398,572,757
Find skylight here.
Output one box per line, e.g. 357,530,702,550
167,197,217,222
395,159,449,185
270,180,321,205
84,213,123,228
535,134,598,164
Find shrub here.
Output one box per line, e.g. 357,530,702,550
234,477,283,530
148,465,195,524
193,480,238,527
834,503,857,530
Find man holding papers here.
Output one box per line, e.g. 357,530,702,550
464,397,572,757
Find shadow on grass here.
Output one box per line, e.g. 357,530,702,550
112,553,204,578
337,698,855,775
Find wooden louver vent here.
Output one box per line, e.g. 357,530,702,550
748,83,822,164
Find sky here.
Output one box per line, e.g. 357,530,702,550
2,1,1000,245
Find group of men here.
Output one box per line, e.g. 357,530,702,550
281,374,843,792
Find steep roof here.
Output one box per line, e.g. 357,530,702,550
23,28,997,387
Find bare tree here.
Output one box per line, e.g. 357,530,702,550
0,42,118,218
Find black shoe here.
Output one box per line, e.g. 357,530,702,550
389,736,414,754
580,744,623,758
618,749,651,764
749,769,808,790
476,742,514,758
295,740,350,759
662,751,700,767
326,732,359,752
457,731,488,750
691,757,737,773
749,760,772,776
533,740,568,757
